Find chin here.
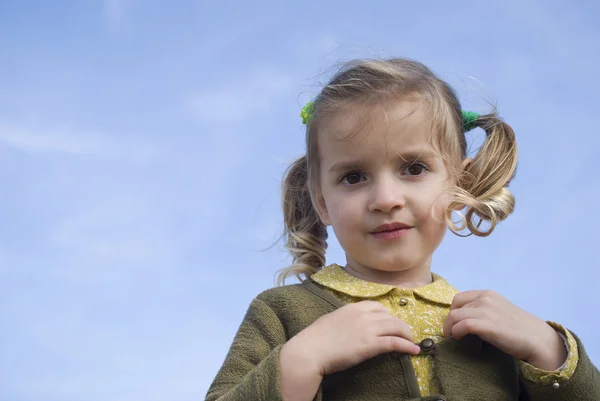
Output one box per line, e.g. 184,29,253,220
361,258,420,273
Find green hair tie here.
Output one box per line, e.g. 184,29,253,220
462,111,480,132
301,102,479,133
300,101,315,125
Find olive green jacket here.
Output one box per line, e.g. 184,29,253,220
206,279,600,401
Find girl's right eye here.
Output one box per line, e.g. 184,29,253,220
340,171,365,185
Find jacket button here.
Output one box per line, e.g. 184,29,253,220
419,338,435,351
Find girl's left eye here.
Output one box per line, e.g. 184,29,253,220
404,162,429,176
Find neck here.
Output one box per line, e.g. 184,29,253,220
343,258,433,288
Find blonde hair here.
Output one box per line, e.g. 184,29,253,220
278,58,518,285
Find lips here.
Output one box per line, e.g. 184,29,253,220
371,222,412,233
370,222,413,240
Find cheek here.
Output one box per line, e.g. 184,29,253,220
326,195,361,230
431,195,451,220
415,197,449,249
415,188,451,229
422,177,454,215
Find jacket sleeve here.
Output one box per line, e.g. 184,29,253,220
205,298,287,401
519,331,600,401
518,323,578,383
205,297,324,401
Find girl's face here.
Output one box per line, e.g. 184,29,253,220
316,98,455,275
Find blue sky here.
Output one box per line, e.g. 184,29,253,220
1,1,599,400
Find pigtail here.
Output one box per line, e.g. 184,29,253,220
277,156,328,285
448,112,518,236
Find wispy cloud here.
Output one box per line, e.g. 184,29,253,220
103,0,133,29
49,193,178,278
0,123,108,156
0,122,165,167
187,69,293,124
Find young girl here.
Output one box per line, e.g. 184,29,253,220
205,58,599,401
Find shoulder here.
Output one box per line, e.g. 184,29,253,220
255,283,306,302
251,281,339,327
254,282,322,311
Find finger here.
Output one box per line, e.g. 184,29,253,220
374,318,414,343
448,318,493,340
356,300,389,313
443,307,487,337
450,290,486,310
376,336,421,356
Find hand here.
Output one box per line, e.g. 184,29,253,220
283,301,420,377
443,290,567,370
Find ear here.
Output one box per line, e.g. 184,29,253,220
461,157,473,171
451,157,474,211
313,188,330,226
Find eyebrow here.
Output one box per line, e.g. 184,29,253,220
328,160,365,174
327,150,438,173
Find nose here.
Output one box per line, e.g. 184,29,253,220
368,175,406,213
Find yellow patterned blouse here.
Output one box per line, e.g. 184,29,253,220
311,264,578,397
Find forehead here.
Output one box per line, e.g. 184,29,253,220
318,98,435,165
